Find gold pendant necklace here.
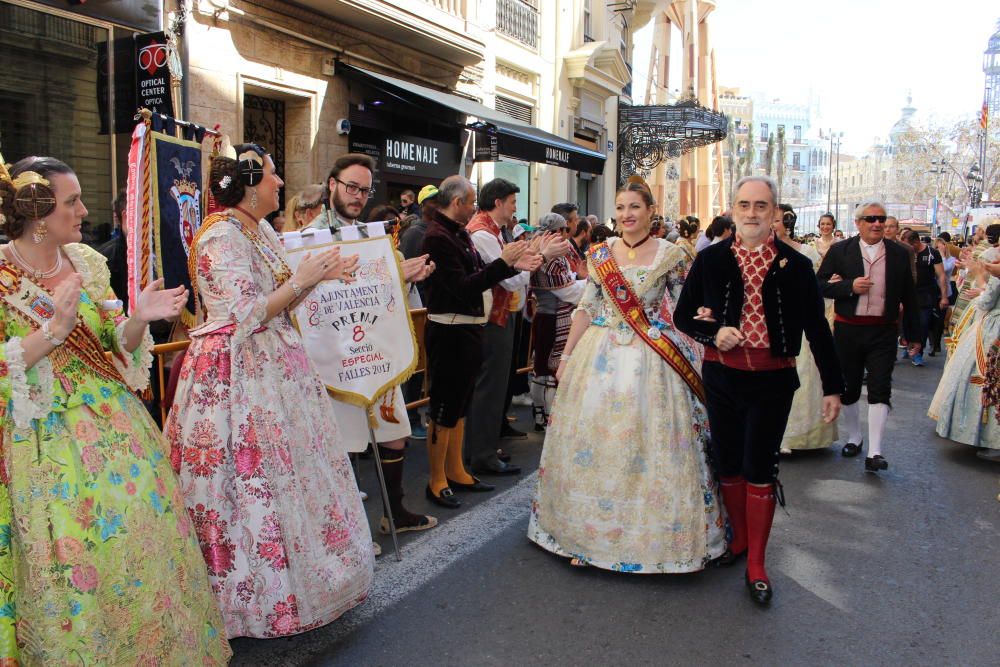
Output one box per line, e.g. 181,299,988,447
621,233,651,260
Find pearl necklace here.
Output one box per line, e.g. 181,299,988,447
7,241,62,280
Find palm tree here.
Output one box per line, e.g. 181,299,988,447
741,123,756,178
776,125,787,201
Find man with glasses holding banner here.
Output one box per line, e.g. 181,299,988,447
307,153,440,543
817,202,920,473
309,153,379,239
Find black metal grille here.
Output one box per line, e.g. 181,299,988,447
243,94,286,208
617,100,728,184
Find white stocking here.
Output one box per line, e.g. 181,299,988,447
867,403,890,458
842,402,863,445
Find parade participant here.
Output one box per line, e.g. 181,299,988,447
0,156,231,663
528,212,586,432
420,176,542,508
675,176,843,605
288,183,325,231
309,152,438,535
166,144,375,638
675,216,700,260
928,248,1000,457
527,178,727,574
817,201,919,474
902,230,949,366
815,213,838,260
464,178,532,475
771,205,838,453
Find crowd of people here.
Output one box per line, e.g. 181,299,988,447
0,145,997,663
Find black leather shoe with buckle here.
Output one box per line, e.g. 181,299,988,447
745,571,773,606
446,476,495,492
841,440,863,457
425,485,460,509
864,455,888,472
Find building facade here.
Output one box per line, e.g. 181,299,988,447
0,0,636,234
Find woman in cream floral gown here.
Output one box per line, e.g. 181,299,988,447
166,145,373,638
527,181,727,573
772,207,837,452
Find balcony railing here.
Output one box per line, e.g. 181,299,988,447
497,0,539,49
422,0,465,15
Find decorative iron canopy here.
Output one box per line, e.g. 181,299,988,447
617,99,728,183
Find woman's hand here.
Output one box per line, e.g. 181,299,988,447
50,273,83,339
401,255,436,283
556,358,566,382
322,250,360,284
296,248,356,288
133,278,189,323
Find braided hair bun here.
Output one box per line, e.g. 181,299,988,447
209,143,267,208
0,156,73,240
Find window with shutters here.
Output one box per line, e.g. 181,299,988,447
496,96,533,125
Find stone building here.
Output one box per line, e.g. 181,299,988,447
0,0,638,231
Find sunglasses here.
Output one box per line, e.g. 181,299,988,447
859,215,887,224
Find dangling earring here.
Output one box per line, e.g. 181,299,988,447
32,219,48,244
249,188,258,209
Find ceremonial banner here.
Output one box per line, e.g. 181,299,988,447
151,131,202,326
125,112,203,326
285,235,418,409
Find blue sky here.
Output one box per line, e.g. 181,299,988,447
632,1,998,153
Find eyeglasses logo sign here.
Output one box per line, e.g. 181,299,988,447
138,40,167,76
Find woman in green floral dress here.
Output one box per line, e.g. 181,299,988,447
0,157,231,664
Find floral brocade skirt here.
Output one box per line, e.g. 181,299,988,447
527,326,728,573
0,390,231,665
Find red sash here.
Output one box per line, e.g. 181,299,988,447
588,242,705,404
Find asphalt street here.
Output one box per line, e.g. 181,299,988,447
231,353,1000,666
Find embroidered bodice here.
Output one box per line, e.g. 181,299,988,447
576,238,689,346
0,243,153,428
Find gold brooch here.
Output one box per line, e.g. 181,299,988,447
779,258,788,268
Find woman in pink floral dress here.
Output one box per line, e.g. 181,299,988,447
165,144,373,638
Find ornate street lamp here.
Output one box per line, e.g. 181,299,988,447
966,163,983,208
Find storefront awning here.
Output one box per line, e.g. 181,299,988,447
337,63,607,175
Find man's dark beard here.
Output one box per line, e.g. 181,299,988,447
331,191,360,222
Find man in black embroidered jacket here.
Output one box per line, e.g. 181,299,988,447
675,176,843,606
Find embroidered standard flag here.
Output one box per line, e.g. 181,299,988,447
125,113,204,326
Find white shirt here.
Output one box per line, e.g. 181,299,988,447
859,238,884,261
470,227,530,292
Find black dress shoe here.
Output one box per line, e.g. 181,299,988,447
425,485,461,509
841,440,863,457
496,448,512,463
500,423,528,440
446,476,495,492
864,455,888,472
745,571,773,606
471,458,522,476
711,548,746,568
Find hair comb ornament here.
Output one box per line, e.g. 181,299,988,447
11,172,56,220
237,150,265,187
218,175,232,190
